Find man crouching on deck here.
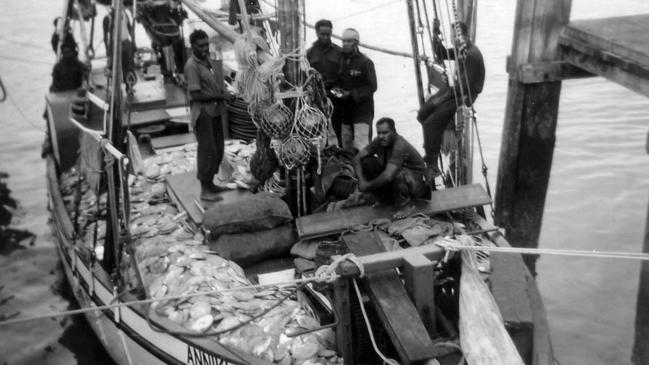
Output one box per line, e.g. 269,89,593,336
353,117,430,210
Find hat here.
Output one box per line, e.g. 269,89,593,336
342,28,359,42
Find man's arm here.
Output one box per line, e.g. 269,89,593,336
359,163,398,192
185,61,234,102
349,59,377,104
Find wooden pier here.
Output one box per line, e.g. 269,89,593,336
495,1,649,362
495,0,649,271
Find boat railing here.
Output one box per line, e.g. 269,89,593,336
68,116,128,165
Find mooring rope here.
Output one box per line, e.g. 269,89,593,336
435,237,649,261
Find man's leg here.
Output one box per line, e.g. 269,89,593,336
421,99,457,166
195,111,223,201
352,112,373,152
330,100,344,147
340,123,355,152
353,123,370,152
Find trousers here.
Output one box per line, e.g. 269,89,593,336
421,97,458,164
194,109,224,183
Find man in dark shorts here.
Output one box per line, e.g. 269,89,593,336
353,117,429,208
417,21,484,180
332,28,377,153
184,29,235,201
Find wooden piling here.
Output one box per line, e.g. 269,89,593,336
494,0,572,273
632,146,649,364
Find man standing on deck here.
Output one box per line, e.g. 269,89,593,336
184,29,235,201
353,117,429,208
331,28,377,153
417,21,485,181
306,19,343,145
50,37,88,92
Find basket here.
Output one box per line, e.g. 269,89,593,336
329,175,357,199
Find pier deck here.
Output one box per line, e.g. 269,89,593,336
560,14,649,97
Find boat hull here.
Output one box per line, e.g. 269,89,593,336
46,155,273,365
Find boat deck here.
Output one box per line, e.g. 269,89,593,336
165,171,253,225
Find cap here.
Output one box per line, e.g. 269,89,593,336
342,28,360,42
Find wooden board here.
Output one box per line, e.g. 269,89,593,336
128,80,167,111
342,232,437,364
473,215,540,364
165,172,252,225
127,109,171,127
151,133,196,150
296,184,492,239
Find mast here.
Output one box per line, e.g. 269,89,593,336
406,0,425,107
277,0,303,215
278,0,301,83
103,0,126,274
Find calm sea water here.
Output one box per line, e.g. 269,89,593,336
1,0,648,364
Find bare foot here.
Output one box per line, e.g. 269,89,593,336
393,203,416,220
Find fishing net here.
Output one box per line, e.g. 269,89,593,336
247,100,271,129
295,103,327,140
278,135,311,170
260,102,293,139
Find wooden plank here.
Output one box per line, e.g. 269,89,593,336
495,0,572,274
296,183,491,239
165,172,252,225
151,133,196,150
343,232,437,364
128,79,167,111
127,108,170,127
474,215,547,364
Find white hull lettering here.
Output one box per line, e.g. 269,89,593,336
187,345,236,365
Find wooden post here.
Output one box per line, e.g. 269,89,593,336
494,0,572,273
632,146,649,364
405,0,425,107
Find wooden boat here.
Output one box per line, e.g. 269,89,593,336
44,0,555,364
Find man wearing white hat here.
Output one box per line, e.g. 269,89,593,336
331,28,377,153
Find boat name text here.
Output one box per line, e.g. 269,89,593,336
187,345,236,365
